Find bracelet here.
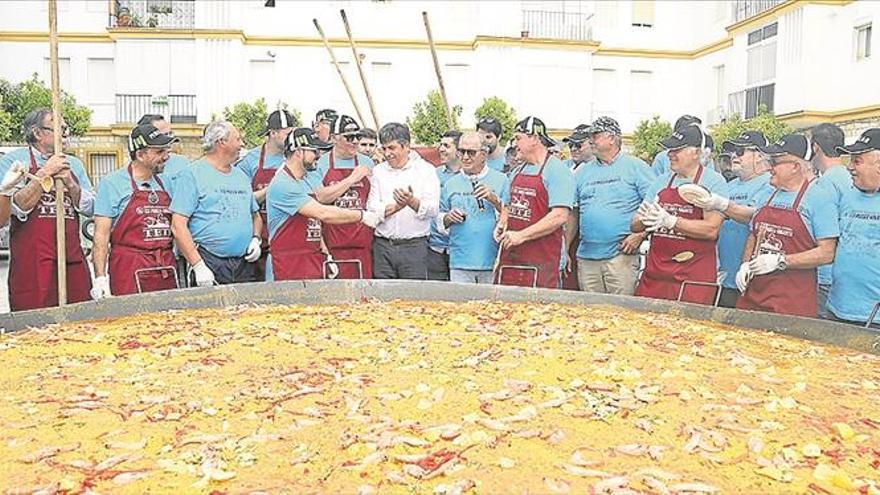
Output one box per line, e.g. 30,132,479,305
359,210,364,222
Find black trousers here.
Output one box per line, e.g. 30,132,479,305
194,246,258,285
372,236,428,280
427,248,450,281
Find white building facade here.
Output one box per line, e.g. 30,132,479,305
0,0,877,142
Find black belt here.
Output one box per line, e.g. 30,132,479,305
376,235,427,246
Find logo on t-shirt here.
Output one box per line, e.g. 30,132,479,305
306,218,322,242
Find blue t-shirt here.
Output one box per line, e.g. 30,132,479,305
511,156,575,209
0,147,94,202
238,145,285,181
429,164,461,251
439,169,510,270
95,165,166,225
486,155,505,172
169,159,259,258
815,165,853,285
574,153,653,260
266,169,322,240
717,173,773,288
750,181,839,244
157,153,190,197
827,188,880,322
644,166,730,205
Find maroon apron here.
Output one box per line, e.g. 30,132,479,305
8,148,91,311
321,151,373,279
497,156,562,289
108,165,176,296
737,180,818,317
635,166,717,304
251,143,276,279
269,167,324,280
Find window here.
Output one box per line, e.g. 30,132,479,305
714,65,725,108
89,153,118,186
630,70,653,124
87,59,115,104
632,0,654,28
856,24,872,60
745,83,774,118
744,22,777,118
592,68,617,120
248,60,275,105
43,57,71,92
747,22,777,45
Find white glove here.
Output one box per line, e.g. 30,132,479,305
325,254,339,279
244,236,262,263
191,260,216,287
691,193,730,212
90,275,111,300
749,252,784,276
735,262,753,293
641,202,678,232
637,201,654,220
360,210,382,229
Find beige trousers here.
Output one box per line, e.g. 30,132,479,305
577,254,639,295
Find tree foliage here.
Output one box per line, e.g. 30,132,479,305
0,74,92,142
474,96,517,144
406,90,461,145
220,98,302,149
632,115,672,163
711,106,792,153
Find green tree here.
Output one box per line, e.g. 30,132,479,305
711,106,792,153
474,96,517,144
406,90,461,145
632,115,672,163
220,98,302,149
0,74,92,142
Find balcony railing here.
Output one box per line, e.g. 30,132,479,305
110,0,195,29
116,94,197,124
522,10,594,41
730,0,784,25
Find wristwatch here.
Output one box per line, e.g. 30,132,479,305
778,254,787,271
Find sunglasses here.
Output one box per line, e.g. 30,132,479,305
342,134,359,143
457,149,481,158
734,146,758,157
771,158,798,167
568,141,584,150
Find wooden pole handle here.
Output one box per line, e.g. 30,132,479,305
340,9,380,131
48,0,68,306
313,18,368,127
423,11,454,130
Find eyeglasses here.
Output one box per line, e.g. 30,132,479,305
771,158,798,167
342,134,359,143
41,125,70,134
457,149,481,158
568,141,584,150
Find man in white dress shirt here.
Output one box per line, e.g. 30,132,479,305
366,122,441,279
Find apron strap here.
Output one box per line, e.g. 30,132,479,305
792,179,813,210
127,163,163,193
668,165,705,189
329,150,335,170
257,143,267,172
27,147,39,174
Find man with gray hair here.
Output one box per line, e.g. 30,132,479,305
366,122,440,279
0,108,95,311
171,121,262,286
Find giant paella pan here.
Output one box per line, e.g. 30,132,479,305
1,281,879,494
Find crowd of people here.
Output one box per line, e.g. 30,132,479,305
0,107,878,328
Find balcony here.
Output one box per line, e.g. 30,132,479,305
730,0,784,25
115,94,197,124
110,0,195,29
521,10,594,42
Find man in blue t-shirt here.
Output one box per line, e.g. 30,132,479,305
567,117,652,295
651,115,702,177
136,114,190,195
476,117,506,172
426,130,462,281
827,128,880,327
438,131,510,284
170,121,262,287
562,124,594,173
810,123,851,317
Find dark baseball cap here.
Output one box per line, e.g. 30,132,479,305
285,127,333,152
674,114,702,131
476,117,503,138
836,128,880,155
723,130,768,149
759,134,813,160
589,116,621,136
128,123,178,152
515,116,555,147
314,108,338,124
660,124,705,150
330,114,361,136
261,109,295,136
563,124,592,143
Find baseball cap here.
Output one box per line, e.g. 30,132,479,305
759,134,813,160
836,128,880,155
660,124,705,150
285,127,333,152
260,109,295,136
563,124,592,143
589,116,622,137
128,123,179,152
674,114,702,131
476,117,503,138
723,130,768,149
810,123,844,157
314,108,338,124
330,114,362,136
514,116,555,147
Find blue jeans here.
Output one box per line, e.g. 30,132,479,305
450,268,494,284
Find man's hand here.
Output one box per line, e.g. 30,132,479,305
351,164,372,182
393,187,411,206
619,232,645,255
563,251,573,274
493,218,508,242
90,275,111,300
641,202,678,232
690,192,729,213
443,208,466,228
56,168,77,189
735,262,753,293
499,230,526,250
191,260,216,287
36,155,69,179
749,252,784,276
473,183,497,203
244,236,261,263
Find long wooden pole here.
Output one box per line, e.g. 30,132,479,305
340,9,380,130
48,0,67,306
422,11,454,130
313,18,367,126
